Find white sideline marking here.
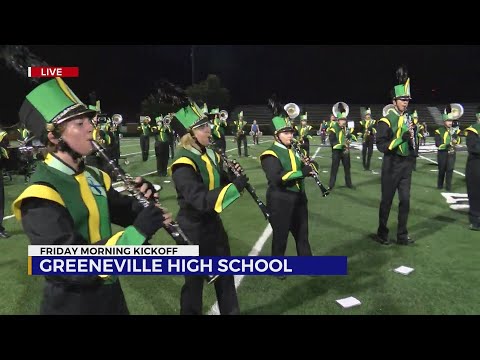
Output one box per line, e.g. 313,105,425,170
208,144,321,315
419,155,465,177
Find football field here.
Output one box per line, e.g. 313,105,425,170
1,135,478,315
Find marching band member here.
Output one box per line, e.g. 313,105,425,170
169,100,247,315
464,106,480,230
85,107,111,175
209,107,228,154
374,66,415,246
233,111,248,157
110,115,122,165
297,113,313,156
420,122,428,146
260,108,314,275
137,116,152,161
0,127,9,238
328,103,355,190
435,105,462,192
12,78,171,314
360,107,376,171
152,115,170,177
320,120,328,145
410,109,420,170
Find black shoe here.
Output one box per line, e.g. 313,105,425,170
370,234,391,245
272,275,286,280
0,230,10,239
397,236,415,245
470,224,480,231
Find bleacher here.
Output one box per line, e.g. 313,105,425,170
229,103,480,134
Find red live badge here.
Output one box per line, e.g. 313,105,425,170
28,66,79,78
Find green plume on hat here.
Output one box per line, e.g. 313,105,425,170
210,108,220,115
412,110,418,118
19,77,96,139
155,115,163,124
393,66,411,99
300,112,308,121
202,103,208,114
238,111,244,119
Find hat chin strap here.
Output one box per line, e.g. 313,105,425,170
57,137,84,160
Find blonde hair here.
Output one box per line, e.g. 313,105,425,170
180,132,198,151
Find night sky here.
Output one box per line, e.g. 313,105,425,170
1,44,479,126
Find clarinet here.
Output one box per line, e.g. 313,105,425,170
211,145,270,221
291,139,330,197
91,141,219,285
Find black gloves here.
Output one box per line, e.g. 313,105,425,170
135,179,157,195
346,134,352,140
233,175,249,192
402,131,411,141
301,165,313,177
133,205,166,238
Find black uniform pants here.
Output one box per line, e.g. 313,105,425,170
466,156,480,226
177,213,239,315
377,154,414,241
140,135,149,161
155,141,170,176
40,280,129,315
237,134,248,156
329,149,352,189
267,190,312,257
362,138,374,170
301,139,310,157
168,136,175,159
437,151,456,191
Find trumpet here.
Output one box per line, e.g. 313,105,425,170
291,139,330,197
90,140,219,284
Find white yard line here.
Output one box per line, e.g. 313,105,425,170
207,224,273,315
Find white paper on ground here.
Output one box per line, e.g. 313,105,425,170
163,180,171,183
336,296,361,308
394,266,414,275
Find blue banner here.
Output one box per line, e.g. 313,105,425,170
29,256,347,276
